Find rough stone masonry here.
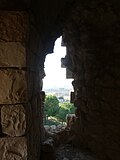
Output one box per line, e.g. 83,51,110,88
0,11,28,160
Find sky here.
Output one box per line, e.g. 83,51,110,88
43,37,73,90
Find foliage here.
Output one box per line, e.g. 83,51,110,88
44,95,75,124
44,95,59,117
60,102,75,113
56,102,75,122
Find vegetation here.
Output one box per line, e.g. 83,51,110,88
44,95,59,117
44,95,75,125
56,102,75,122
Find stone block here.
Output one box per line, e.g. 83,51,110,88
1,105,26,137
0,11,28,42
0,137,27,160
0,117,1,136
70,92,75,103
66,68,74,79
0,42,26,67
0,69,27,104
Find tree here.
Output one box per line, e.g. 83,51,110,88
56,102,75,122
60,102,75,113
44,95,59,117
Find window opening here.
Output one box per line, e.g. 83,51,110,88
43,37,75,129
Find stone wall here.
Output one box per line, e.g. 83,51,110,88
0,1,120,160
0,11,28,159
26,16,46,159
0,10,48,160
64,1,120,160
0,1,75,159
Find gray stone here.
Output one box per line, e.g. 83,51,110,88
44,125,50,130
50,125,57,130
0,137,27,160
42,138,54,152
1,105,26,136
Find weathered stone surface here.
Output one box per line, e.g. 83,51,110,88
64,1,120,160
0,11,28,42
41,138,56,160
0,0,31,10
0,69,27,104
0,137,27,160
42,138,54,152
0,106,2,136
1,105,26,136
0,42,26,67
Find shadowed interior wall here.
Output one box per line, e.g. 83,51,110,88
63,1,120,159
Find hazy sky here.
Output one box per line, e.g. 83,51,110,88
43,37,73,89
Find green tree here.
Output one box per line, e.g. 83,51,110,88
56,107,69,122
56,102,75,122
60,102,75,113
44,95,59,117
